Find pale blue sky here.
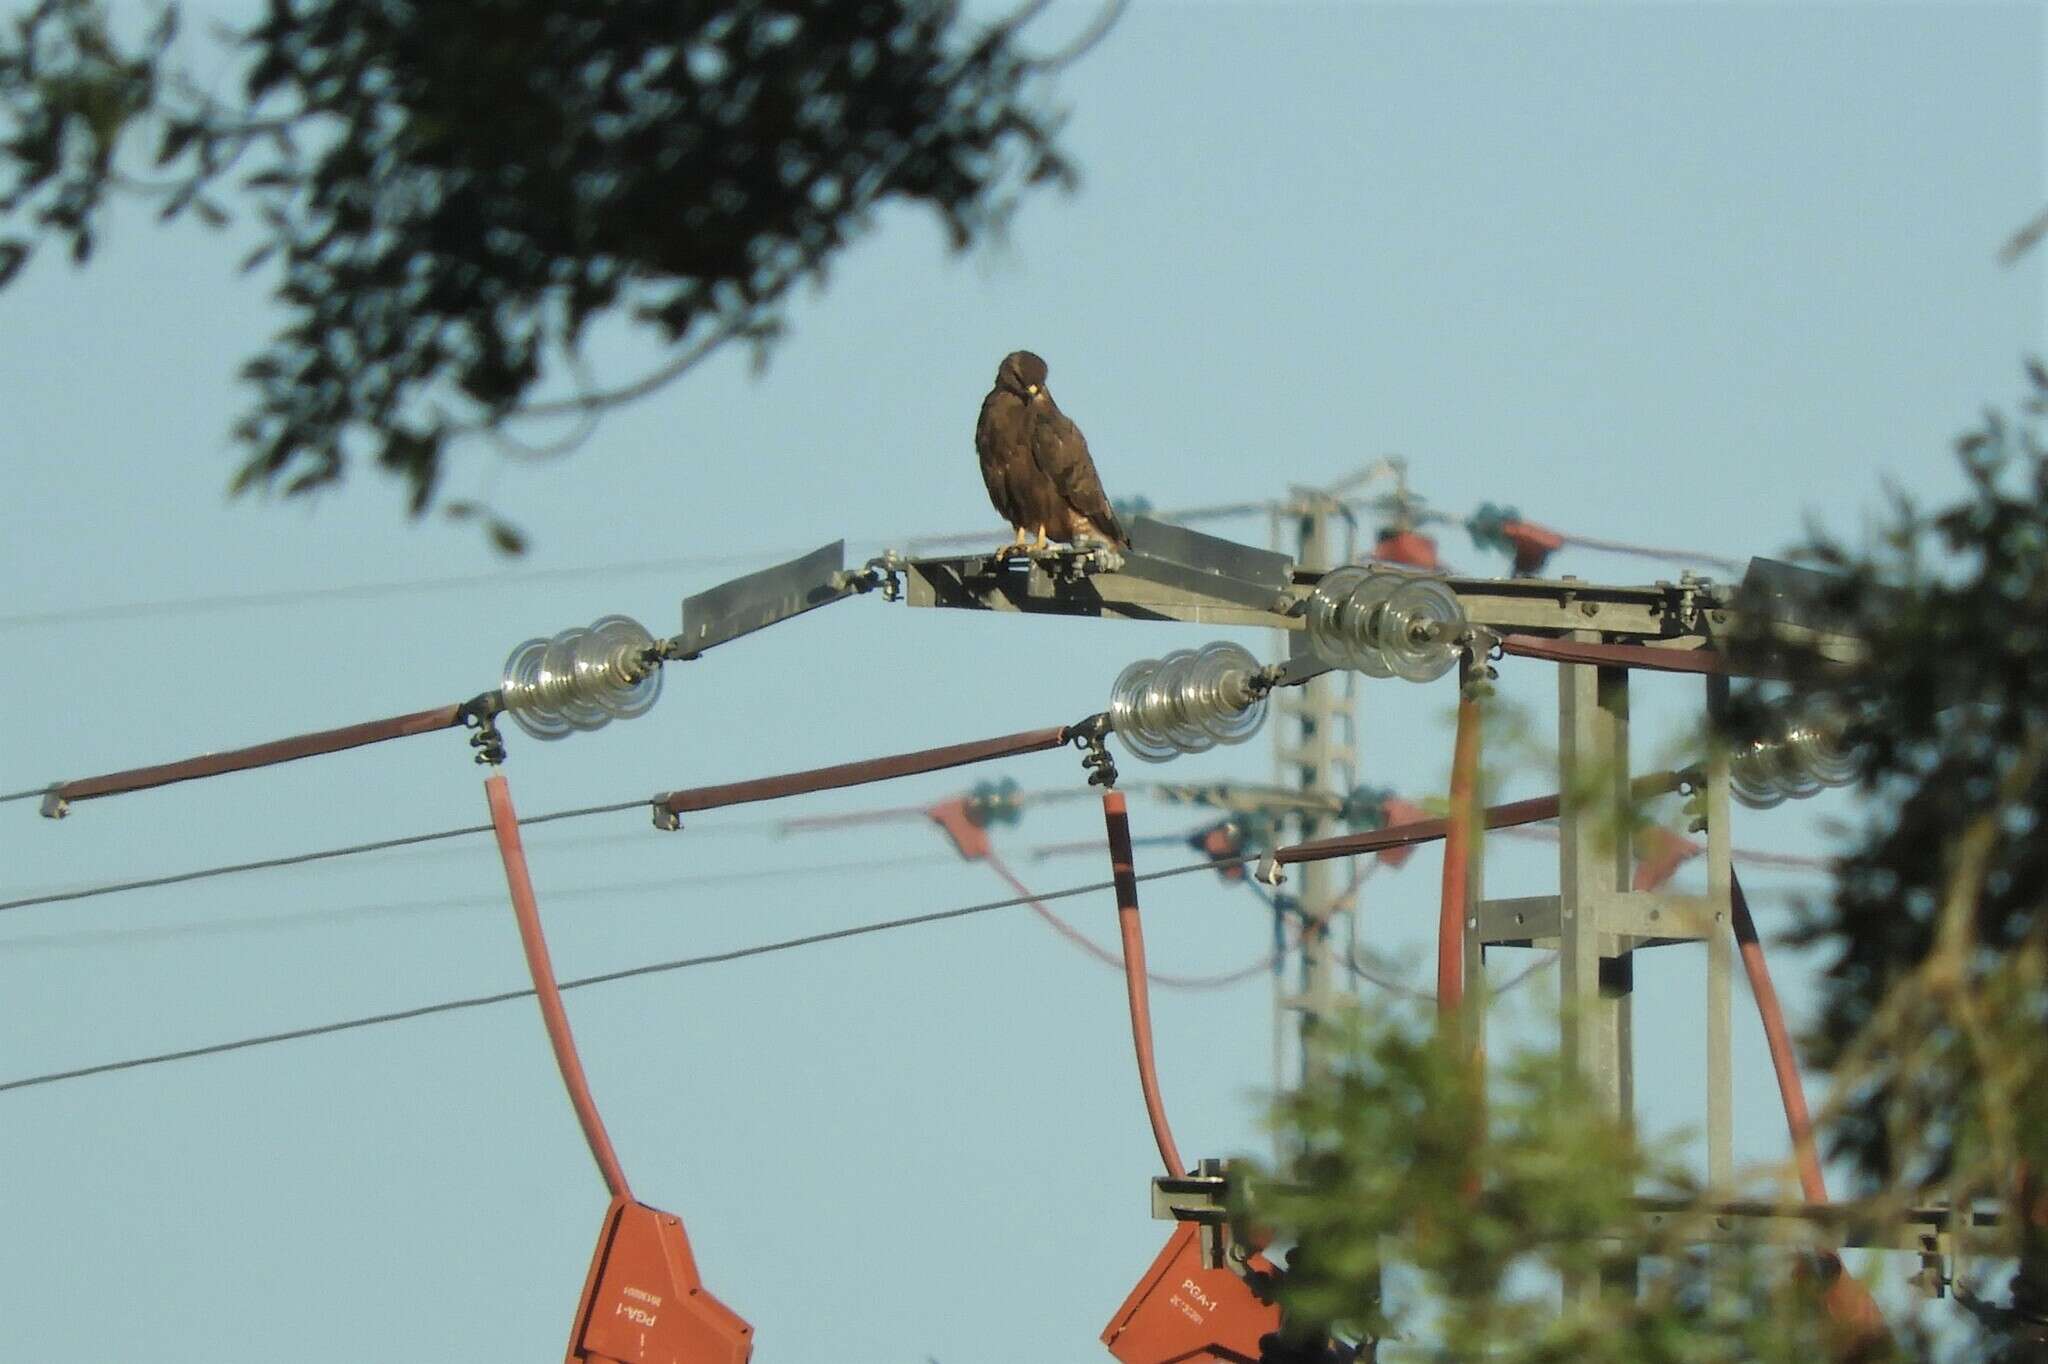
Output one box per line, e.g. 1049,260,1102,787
1,3,2042,1361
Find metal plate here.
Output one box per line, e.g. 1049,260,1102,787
903,554,1289,628
1738,557,1848,633
676,541,851,658
1125,516,1294,590
1115,549,1294,611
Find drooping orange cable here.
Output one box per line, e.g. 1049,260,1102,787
1730,870,1825,1204
1102,789,1186,1179
982,848,1273,990
924,797,1273,990
1731,870,1889,1348
1438,690,1482,1021
486,774,633,1202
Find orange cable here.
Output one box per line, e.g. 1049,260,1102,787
486,774,633,1202
1730,870,1825,1204
1102,789,1186,1179
1438,691,1482,1020
981,847,1272,991
1730,869,1889,1348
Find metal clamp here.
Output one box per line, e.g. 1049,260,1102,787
987,540,1124,584
1067,711,1119,789
1458,626,1503,701
832,550,908,604
1152,1159,1262,1276
460,692,508,767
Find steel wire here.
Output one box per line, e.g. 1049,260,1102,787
0,855,1252,1095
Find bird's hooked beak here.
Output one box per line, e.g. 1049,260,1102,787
1025,384,1041,398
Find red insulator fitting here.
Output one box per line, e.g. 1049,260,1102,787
1372,528,1439,570
1191,820,1248,882
1501,519,1564,576
926,797,992,861
1375,797,1432,869
1631,826,1702,891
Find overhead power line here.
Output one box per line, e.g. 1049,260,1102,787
1552,531,1743,575
0,855,1256,1096
978,846,1273,991
1,767,1717,918
0,493,1747,635
3,723,1076,912
0,499,1273,632
0,799,642,915
0,549,799,630
0,853,964,953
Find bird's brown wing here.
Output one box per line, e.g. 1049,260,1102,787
1030,400,1128,546
975,386,1031,530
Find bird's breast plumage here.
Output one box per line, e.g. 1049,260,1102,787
975,387,1035,529
973,361,1128,548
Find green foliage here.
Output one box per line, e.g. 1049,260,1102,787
0,0,1082,524
0,1,171,279
1241,368,2048,1359
1727,361,2048,1207
1235,1012,1884,1363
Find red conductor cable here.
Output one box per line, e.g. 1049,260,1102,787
1438,690,1482,1019
486,772,754,1364
43,702,468,815
653,724,1071,821
1096,789,1288,1364
1101,788,1186,1179
1730,870,1824,1204
925,795,1273,991
1731,869,1888,1348
1274,771,1684,866
487,774,634,1200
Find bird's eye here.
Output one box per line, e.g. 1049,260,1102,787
1026,385,1040,395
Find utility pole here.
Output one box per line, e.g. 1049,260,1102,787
1269,482,1362,1095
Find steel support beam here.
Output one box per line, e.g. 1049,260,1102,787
1705,675,1735,1192
1558,637,1637,1300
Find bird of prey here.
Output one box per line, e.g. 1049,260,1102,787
975,350,1130,556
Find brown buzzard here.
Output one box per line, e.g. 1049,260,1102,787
975,350,1129,554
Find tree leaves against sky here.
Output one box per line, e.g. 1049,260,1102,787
1725,361,2048,1220
1236,1011,1908,1364
1243,362,2048,1360
0,0,1088,529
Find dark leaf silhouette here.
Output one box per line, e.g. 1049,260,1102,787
0,0,1098,536
1724,363,2048,1211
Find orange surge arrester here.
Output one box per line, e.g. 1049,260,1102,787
1096,790,1285,1364
566,1197,753,1364
1101,1222,1283,1364
486,774,755,1364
